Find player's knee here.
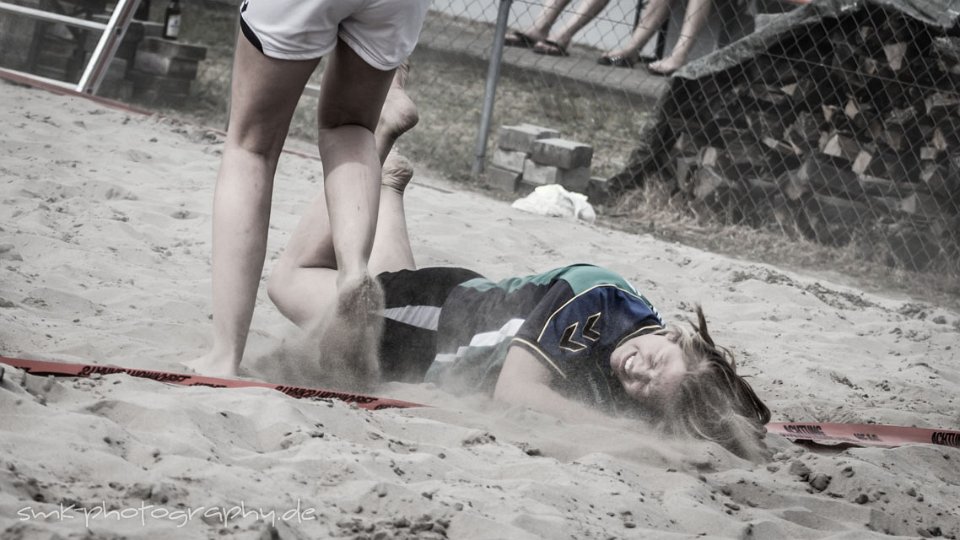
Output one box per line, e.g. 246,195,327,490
266,263,291,309
228,119,289,160
317,104,379,134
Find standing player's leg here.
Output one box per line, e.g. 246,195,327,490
316,38,396,296
185,35,319,378
268,66,419,327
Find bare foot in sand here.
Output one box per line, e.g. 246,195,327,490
376,62,419,163
181,351,240,379
382,152,414,195
319,272,385,390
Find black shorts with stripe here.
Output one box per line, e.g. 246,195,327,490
376,267,483,382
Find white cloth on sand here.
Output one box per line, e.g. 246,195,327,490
511,184,596,224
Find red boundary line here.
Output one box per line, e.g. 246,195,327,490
767,422,960,449
3,357,958,448
0,356,422,411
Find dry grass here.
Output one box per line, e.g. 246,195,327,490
161,3,958,309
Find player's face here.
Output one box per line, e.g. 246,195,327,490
610,334,686,406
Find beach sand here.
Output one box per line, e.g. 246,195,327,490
1,79,958,539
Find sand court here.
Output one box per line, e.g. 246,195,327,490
1,79,959,539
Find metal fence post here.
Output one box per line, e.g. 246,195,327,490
471,0,513,177
78,0,141,94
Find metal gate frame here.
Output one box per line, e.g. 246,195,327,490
0,0,141,94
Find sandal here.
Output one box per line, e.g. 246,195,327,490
597,54,637,68
504,30,538,48
644,61,678,76
532,39,569,57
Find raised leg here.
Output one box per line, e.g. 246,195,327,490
184,35,319,378
267,64,420,388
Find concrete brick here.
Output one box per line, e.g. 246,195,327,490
486,166,522,193
129,70,193,94
497,124,560,153
139,36,207,61
529,138,593,169
523,159,590,191
98,78,135,101
491,148,527,173
135,50,199,79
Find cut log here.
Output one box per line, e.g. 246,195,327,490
924,92,960,116
799,194,871,246
883,42,908,71
921,163,959,201
898,191,941,216
932,36,960,65
852,150,874,174
820,131,861,162
795,154,863,198
858,174,899,197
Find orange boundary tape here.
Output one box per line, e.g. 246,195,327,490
0,356,422,411
3,357,958,448
767,422,960,449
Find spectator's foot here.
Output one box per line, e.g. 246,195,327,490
382,152,414,195
377,63,419,157
646,58,683,76
597,52,637,68
504,30,540,48
532,39,568,56
320,271,384,390
181,351,240,379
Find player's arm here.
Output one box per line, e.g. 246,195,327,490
493,344,610,424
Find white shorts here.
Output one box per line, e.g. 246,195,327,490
238,0,430,70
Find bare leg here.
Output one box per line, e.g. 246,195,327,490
267,152,417,327
519,0,572,41
543,0,610,50
647,0,711,74
309,39,398,387
602,0,672,60
184,35,319,378
317,38,395,283
267,65,418,388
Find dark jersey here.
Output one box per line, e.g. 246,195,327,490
421,264,665,414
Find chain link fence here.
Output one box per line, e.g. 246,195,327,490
413,0,960,290
2,0,957,291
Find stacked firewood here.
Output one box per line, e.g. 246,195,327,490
655,5,959,271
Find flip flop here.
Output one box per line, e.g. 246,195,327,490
504,30,537,48
532,39,569,57
597,54,636,68
644,62,677,76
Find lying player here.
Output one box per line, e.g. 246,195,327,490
266,79,770,462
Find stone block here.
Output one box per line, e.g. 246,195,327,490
141,22,165,39
523,159,590,191
98,78,135,101
129,70,193,94
486,166,522,193
529,138,593,169
491,148,526,173
138,36,207,61
135,50,199,79
497,124,560,153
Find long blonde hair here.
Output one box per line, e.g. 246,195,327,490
656,306,771,462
